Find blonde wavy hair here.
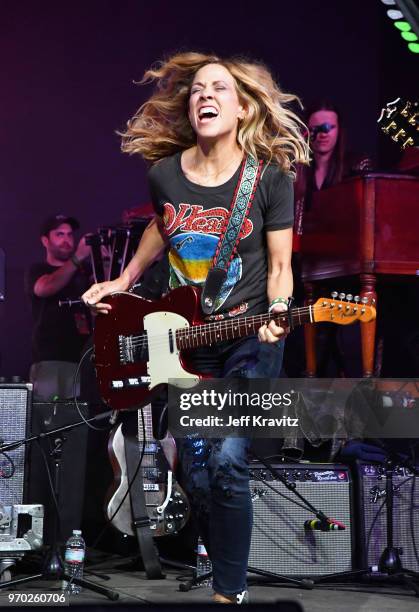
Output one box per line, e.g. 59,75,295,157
120,52,310,176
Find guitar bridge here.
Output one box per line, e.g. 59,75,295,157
119,334,134,364
118,333,148,364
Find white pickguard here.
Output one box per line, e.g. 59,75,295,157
143,311,200,389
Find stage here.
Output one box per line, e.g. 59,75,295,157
1,551,419,611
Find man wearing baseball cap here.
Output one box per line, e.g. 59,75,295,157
25,214,92,400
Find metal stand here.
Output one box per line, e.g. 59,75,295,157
373,459,419,594
179,566,314,593
179,452,337,593
0,411,119,601
180,451,419,599
311,456,419,598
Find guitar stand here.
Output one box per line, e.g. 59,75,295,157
0,411,119,601
119,415,165,580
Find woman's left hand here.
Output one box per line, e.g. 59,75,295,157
258,302,289,343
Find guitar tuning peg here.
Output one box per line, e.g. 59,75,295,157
354,295,360,303
339,293,346,300
331,291,338,299
371,298,376,305
361,296,368,304
346,294,353,302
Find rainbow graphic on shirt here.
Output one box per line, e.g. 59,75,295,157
168,233,242,311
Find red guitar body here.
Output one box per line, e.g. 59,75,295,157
94,286,205,411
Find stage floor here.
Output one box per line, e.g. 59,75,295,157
1,553,419,611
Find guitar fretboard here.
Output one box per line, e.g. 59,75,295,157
175,308,311,350
137,405,156,467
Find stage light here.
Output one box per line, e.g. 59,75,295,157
394,20,412,31
402,31,418,41
387,9,404,19
381,0,419,54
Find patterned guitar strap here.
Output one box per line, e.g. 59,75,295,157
201,154,264,315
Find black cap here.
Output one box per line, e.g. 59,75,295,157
40,214,80,237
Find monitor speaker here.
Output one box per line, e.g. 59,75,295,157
248,462,354,576
354,461,419,572
0,383,32,505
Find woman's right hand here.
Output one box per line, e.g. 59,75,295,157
82,277,126,314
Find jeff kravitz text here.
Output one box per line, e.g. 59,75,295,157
179,414,299,428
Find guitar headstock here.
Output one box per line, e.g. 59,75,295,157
378,98,419,150
313,293,376,325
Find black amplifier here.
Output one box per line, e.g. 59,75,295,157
354,461,419,572
248,462,354,576
26,401,89,545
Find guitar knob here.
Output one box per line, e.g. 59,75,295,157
354,295,360,303
339,293,346,300
346,294,353,302
331,291,338,299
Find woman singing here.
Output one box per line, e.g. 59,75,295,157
82,52,309,603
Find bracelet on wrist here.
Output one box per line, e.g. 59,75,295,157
268,297,288,313
70,254,82,269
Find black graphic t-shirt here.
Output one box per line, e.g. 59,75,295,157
148,152,294,317
26,263,91,362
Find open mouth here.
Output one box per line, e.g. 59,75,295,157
198,106,219,122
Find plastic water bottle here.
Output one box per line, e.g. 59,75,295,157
196,536,212,587
61,530,85,594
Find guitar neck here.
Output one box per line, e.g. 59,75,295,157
176,306,312,350
137,404,154,444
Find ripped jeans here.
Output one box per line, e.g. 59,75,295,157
176,335,284,596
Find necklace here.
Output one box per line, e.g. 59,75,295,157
185,150,243,186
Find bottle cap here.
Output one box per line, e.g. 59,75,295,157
73,529,82,535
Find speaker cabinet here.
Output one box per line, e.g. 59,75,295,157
355,461,419,572
26,402,89,545
0,384,32,505
248,463,354,576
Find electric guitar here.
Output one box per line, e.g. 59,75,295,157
106,404,190,537
93,286,376,412
378,98,418,149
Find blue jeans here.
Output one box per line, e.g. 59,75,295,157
176,336,284,595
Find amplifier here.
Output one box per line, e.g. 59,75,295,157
27,402,89,545
0,384,32,505
248,463,354,576
355,462,419,572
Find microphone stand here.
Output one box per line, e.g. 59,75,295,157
251,452,338,527
0,410,119,601
311,449,419,598
179,451,343,593
245,451,345,588
375,445,419,593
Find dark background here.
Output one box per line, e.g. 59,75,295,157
0,0,416,379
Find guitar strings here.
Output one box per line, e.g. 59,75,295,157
121,303,369,351
127,310,288,349
128,304,365,349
